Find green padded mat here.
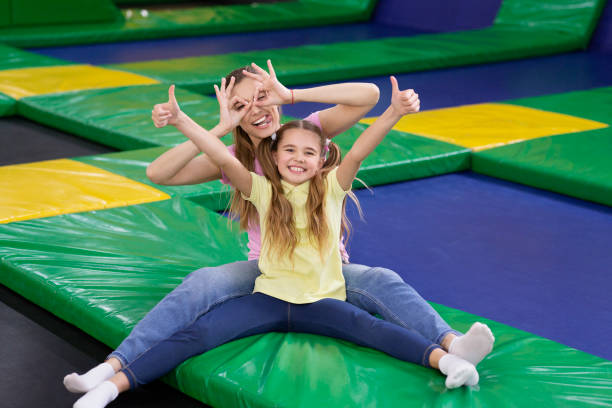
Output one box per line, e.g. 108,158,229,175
17,85,219,150
164,305,612,407
472,87,612,207
0,0,376,48
0,44,71,71
0,198,248,345
0,200,610,407
20,84,469,209
108,0,606,94
0,93,15,116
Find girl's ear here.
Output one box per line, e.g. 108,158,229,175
273,150,278,165
318,156,325,169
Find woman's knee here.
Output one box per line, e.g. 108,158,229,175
183,261,257,294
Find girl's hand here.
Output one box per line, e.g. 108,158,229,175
243,59,291,107
214,76,252,134
390,76,420,117
152,84,181,128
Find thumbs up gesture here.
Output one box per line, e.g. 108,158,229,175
152,84,181,128
390,76,420,117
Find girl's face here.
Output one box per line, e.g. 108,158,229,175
274,129,325,186
230,78,281,144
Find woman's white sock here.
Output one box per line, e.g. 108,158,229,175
438,354,479,388
73,381,118,408
449,322,495,366
64,363,115,393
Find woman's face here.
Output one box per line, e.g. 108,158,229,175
230,77,281,144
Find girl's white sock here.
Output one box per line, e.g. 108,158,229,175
64,363,115,393
73,381,118,408
449,322,495,366
438,354,479,388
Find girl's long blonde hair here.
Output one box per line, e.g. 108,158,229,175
224,67,361,258
255,120,360,259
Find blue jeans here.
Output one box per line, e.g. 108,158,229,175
109,261,457,367
120,293,441,388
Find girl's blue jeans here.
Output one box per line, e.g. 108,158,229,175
120,292,442,387
109,261,458,372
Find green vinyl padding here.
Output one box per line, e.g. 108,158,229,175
17,85,221,150
0,0,376,48
472,87,612,207
108,0,606,93
0,198,248,345
0,44,71,71
20,84,469,209
0,201,610,407
10,0,121,27
0,93,16,116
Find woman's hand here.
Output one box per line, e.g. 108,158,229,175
214,76,252,134
152,85,181,128
389,76,420,117
243,59,292,107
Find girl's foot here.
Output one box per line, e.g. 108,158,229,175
438,354,479,388
449,322,494,366
64,363,115,393
73,381,118,408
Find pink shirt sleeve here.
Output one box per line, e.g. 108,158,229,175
303,111,322,130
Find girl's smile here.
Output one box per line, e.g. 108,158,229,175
273,129,324,186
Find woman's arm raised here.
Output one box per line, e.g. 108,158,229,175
245,60,381,138
147,84,240,186
336,76,420,191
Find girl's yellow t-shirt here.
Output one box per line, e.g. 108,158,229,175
243,167,348,304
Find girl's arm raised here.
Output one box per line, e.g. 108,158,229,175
147,85,238,186
336,76,420,191
245,60,380,138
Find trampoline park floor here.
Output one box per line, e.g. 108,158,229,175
2,22,612,408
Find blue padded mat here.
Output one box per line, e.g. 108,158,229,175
27,23,424,65
346,172,612,361
282,51,612,117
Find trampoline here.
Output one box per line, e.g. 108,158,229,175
1,0,611,407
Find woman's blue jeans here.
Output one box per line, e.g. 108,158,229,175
120,292,441,387
109,260,457,368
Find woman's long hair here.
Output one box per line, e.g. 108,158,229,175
254,120,361,259
226,65,264,231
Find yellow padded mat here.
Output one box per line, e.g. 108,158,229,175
0,159,170,224
0,65,158,99
361,103,608,151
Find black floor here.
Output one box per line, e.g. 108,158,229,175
0,284,207,408
0,117,116,166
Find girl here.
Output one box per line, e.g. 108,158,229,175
71,77,487,408
64,62,494,400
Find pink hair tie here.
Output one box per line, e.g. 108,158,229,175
324,138,331,153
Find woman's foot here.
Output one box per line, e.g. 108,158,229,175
449,322,494,366
64,363,115,393
438,354,479,388
73,381,118,408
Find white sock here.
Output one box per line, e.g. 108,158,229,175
449,322,495,366
73,381,118,408
64,363,116,393
438,354,479,388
